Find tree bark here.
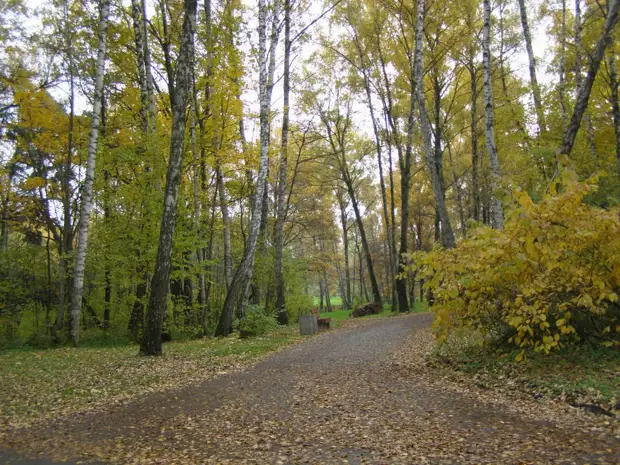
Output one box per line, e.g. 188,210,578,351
559,0,568,128
517,0,547,135
274,0,291,325
217,165,232,290
482,0,504,229
468,56,480,221
336,189,351,309
560,0,620,156
415,0,456,247
69,0,110,346
215,0,279,336
574,0,598,159
131,0,149,133
351,30,396,310
52,4,76,341
609,40,620,178
140,0,197,355
344,172,381,305
190,87,207,323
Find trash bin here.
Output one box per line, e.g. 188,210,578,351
299,314,318,335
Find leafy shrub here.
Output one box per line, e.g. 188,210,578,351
235,306,278,336
286,293,314,322
410,174,620,358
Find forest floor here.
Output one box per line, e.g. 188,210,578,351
1,314,618,465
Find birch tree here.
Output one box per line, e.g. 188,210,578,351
140,0,197,356
415,0,456,247
68,0,110,346
274,0,291,325
517,0,546,135
482,0,504,229
559,0,620,157
215,0,280,337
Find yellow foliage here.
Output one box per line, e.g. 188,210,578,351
409,173,620,354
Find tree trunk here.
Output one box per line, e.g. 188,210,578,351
189,91,206,325
131,0,149,133
352,32,396,311
215,0,279,336
52,7,76,341
377,35,405,312
560,0,620,156
274,0,290,325
395,31,415,313
323,273,332,312
141,0,156,131
69,0,110,346
610,41,620,178
574,0,598,160
482,0,504,229
336,189,351,309
344,172,382,305
517,0,546,135
140,0,197,356
559,0,568,128
415,0,456,246
201,182,219,335
468,56,480,221
217,165,232,290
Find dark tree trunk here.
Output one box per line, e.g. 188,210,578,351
609,42,620,178
274,0,291,325
469,57,480,221
141,0,197,356
559,0,620,156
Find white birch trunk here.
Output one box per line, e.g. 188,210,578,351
69,0,110,346
215,0,279,336
482,0,504,229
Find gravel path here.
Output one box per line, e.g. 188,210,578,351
1,314,618,464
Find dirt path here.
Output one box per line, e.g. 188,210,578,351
1,314,618,464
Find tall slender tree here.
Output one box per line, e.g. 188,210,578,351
517,0,546,135
482,0,504,229
140,0,197,356
69,0,110,346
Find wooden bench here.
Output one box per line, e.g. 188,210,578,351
311,308,331,329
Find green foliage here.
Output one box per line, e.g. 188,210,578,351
286,293,314,322
235,306,278,337
411,174,620,358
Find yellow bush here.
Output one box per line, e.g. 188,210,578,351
409,174,620,357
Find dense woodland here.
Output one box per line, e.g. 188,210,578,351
0,0,618,354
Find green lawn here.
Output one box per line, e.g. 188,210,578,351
312,296,343,307
319,300,428,326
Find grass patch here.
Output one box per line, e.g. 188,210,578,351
434,333,620,410
318,300,428,327
312,296,343,307
0,326,301,430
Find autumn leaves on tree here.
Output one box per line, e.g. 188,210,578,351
0,0,619,352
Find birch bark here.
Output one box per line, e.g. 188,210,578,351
69,0,110,346
482,0,504,229
140,0,197,355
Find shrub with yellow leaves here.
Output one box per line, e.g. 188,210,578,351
408,173,620,359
